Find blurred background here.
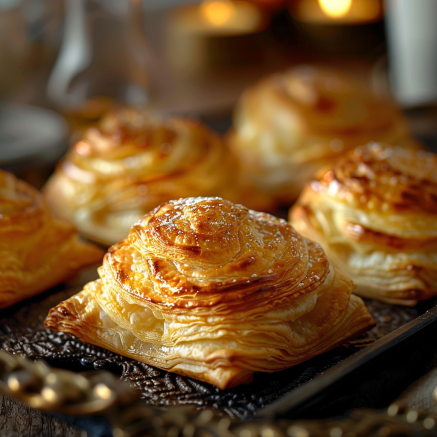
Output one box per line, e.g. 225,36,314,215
1,0,437,183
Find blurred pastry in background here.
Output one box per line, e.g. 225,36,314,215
290,143,437,306
43,107,270,246
0,170,103,309
228,66,421,206
45,197,374,389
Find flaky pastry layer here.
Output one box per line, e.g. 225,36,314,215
45,197,374,389
290,143,437,306
0,170,103,309
43,107,270,245
228,66,419,204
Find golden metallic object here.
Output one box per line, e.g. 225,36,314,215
0,350,136,416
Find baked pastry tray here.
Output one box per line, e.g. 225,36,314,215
0,267,436,420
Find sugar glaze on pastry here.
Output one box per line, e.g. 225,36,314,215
45,197,374,389
290,143,437,306
43,107,267,246
229,66,419,204
0,170,103,309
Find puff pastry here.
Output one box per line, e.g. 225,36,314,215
290,143,437,306
0,170,103,309
45,197,374,389
228,66,420,204
43,107,270,246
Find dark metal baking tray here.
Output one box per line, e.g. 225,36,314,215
0,267,436,420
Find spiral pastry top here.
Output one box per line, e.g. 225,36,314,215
290,143,437,306
0,170,103,309
228,66,419,204
44,107,266,246
45,197,373,389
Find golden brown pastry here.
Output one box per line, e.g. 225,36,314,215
43,107,270,246
0,170,103,309
45,197,374,389
228,66,420,205
290,143,437,306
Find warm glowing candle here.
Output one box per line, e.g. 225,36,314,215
291,0,382,24
166,1,268,75
168,0,264,34
200,0,236,26
318,0,352,18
